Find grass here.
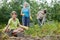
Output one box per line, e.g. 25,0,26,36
0,21,60,38
24,21,60,37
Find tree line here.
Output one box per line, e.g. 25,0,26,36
0,0,60,24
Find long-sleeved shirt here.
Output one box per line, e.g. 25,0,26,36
37,11,46,24
37,11,46,19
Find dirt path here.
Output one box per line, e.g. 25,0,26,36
1,34,60,40
1,32,60,40
9,35,60,40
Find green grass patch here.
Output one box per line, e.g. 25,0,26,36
0,21,60,38
24,21,60,37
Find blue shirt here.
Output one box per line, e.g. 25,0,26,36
22,8,30,17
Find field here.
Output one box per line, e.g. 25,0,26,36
0,21,60,40
24,21,60,37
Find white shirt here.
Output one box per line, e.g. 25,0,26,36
37,11,46,19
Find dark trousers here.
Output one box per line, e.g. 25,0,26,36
6,29,16,37
22,16,30,27
37,19,42,26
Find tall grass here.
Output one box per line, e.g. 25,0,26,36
24,21,60,37
0,21,60,38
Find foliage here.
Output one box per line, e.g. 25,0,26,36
0,0,60,39
24,21,60,37
0,21,60,38
0,0,60,24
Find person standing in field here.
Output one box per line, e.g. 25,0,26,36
37,10,46,26
21,2,30,27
